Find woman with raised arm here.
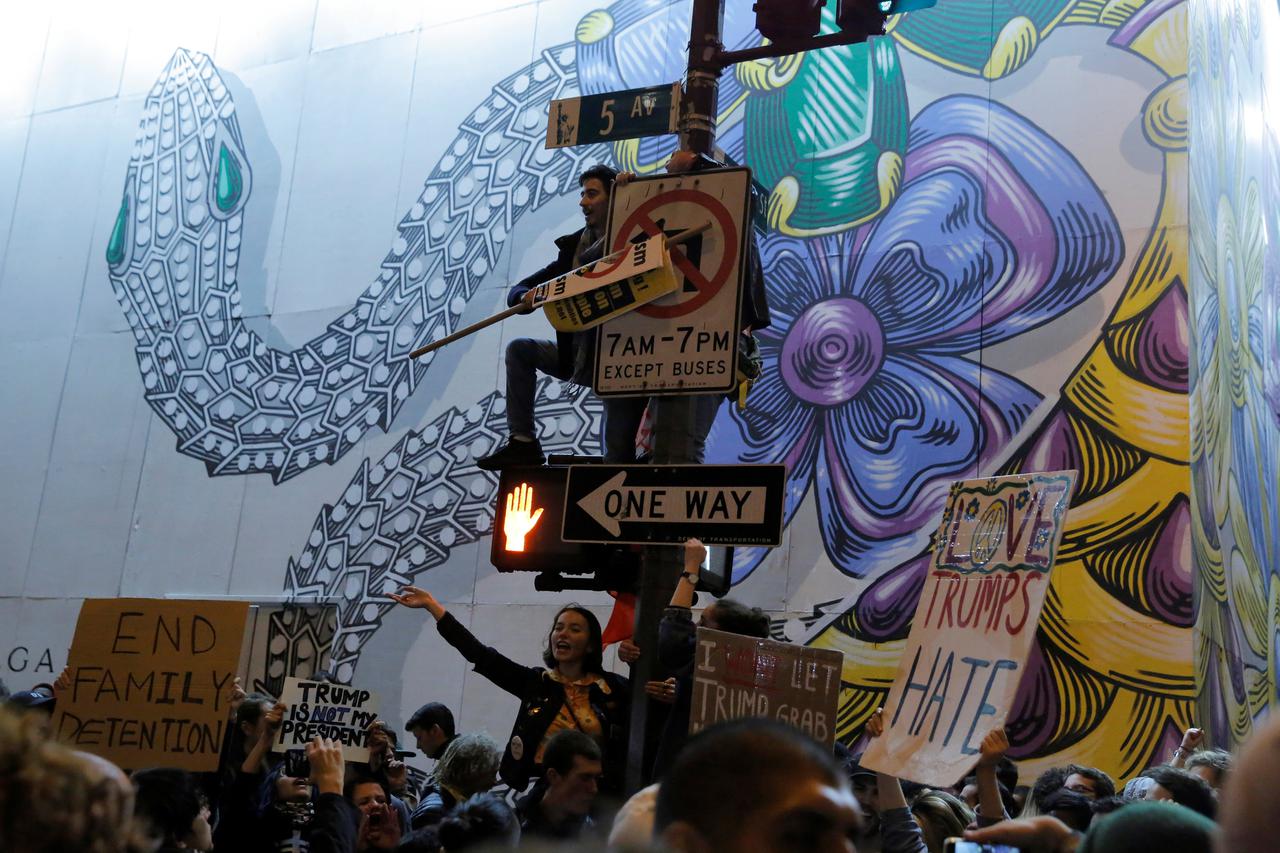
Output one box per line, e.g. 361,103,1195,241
388,586,629,793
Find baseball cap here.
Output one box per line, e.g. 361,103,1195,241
7,689,56,713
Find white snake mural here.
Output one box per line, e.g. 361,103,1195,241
104,0,1210,779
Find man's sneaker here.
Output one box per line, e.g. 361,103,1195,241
476,438,545,471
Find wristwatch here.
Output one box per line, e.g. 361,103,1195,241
680,570,699,584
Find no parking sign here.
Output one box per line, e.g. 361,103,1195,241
595,167,751,396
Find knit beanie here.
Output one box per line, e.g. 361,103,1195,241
1078,801,1216,853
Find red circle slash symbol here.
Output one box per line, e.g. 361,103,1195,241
611,189,739,319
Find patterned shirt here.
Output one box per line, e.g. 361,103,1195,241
534,670,611,763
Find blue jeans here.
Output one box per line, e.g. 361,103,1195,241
509,335,723,461
505,338,571,439
602,392,723,464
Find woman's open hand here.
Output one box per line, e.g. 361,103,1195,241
387,586,446,620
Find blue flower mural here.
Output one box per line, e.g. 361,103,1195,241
710,96,1124,579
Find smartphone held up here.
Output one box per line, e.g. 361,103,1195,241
944,840,1023,853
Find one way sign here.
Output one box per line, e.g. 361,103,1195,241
561,464,786,546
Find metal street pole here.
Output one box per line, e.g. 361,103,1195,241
682,0,725,157
623,0,727,795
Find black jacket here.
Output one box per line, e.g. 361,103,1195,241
741,224,771,332
650,606,699,780
435,612,629,793
507,230,591,378
213,766,265,852
515,780,593,842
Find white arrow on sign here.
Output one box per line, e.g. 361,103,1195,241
577,471,768,536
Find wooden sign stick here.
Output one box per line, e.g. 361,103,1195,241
408,221,712,360
408,302,525,360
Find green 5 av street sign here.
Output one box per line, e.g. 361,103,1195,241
546,83,681,149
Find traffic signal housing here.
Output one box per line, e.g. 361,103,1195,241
753,0,825,41
839,0,940,37
491,465,603,574
753,0,939,46
490,463,733,596
835,0,886,38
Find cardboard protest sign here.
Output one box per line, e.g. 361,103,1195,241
691,627,843,745
861,471,1076,787
528,234,666,308
544,258,678,332
273,677,380,762
52,598,250,771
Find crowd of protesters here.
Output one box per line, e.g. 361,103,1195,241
0,542,1266,852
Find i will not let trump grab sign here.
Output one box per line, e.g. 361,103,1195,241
860,471,1076,788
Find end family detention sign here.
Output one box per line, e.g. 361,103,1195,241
53,599,250,772
861,471,1076,788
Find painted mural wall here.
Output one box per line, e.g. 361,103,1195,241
0,0,1198,782
1188,0,1280,749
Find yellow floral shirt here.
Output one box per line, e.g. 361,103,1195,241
534,670,610,764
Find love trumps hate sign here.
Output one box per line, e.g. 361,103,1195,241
861,472,1076,787
53,599,250,771
273,677,381,762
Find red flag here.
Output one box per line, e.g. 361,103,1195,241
601,591,637,647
